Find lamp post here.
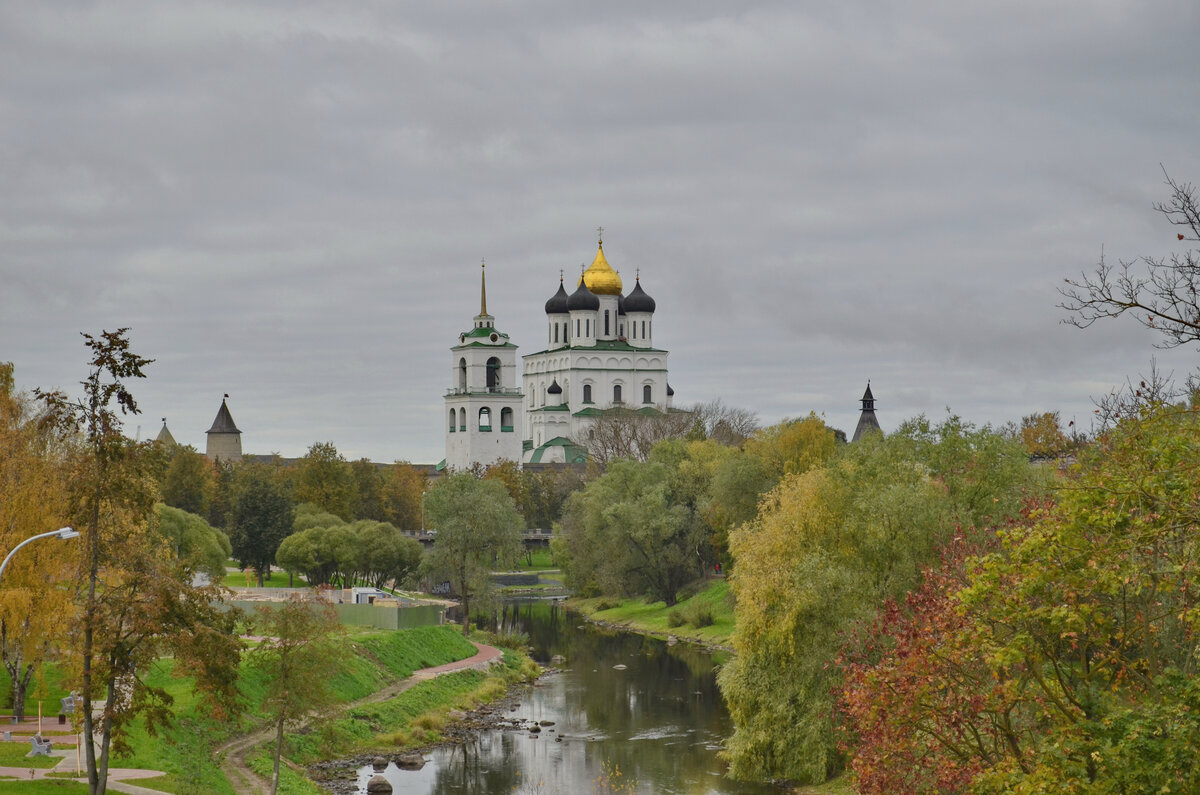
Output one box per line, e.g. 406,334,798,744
421,491,427,534
0,527,80,585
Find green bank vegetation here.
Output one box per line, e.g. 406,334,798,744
571,579,735,647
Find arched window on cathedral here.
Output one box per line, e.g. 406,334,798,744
459,408,466,432
553,323,559,343
449,409,456,431
500,407,514,432
583,384,592,404
486,357,501,391
643,385,652,404
613,384,623,404
478,407,492,431
459,358,467,391
604,310,610,337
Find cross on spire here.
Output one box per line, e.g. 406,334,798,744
597,226,604,245
480,259,488,316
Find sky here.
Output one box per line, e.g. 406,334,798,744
4,1,1200,464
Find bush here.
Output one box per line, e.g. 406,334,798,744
595,599,619,611
685,605,715,628
667,609,687,628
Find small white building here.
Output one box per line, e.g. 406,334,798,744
443,264,525,471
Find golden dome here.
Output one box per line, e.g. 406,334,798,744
578,242,623,296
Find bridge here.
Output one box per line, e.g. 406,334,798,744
404,529,553,547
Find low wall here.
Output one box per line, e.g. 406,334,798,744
231,600,446,630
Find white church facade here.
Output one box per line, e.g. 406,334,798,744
443,238,672,470
522,239,671,463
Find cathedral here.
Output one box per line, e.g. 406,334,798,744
443,237,672,471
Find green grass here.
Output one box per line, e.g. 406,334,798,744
515,547,557,571
0,740,64,768
246,750,325,795
106,624,481,794
284,648,539,761
220,570,307,588
570,579,735,646
0,782,91,792
0,662,71,717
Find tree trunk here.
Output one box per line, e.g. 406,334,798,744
257,567,265,588
12,662,33,721
84,497,101,795
271,715,285,795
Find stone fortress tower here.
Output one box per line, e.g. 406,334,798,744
443,263,525,471
522,233,671,463
205,395,243,462
851,382,882,442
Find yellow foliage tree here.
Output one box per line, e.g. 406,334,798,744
0,363,76,719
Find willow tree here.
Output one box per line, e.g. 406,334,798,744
423,473,523,634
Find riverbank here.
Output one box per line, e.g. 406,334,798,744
568,578,735,650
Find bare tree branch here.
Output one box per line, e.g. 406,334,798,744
1059,169,1200,348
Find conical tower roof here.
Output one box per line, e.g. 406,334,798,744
155,419,176,447
851,382,881,442
207,398,241,434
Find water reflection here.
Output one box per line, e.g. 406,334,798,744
361,601,774,795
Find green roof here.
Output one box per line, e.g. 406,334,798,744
532,404,571,412
573,407,603,417
435,458,447,471
529,437,588,464
453,341,518,349
462,326,510,339
522,342,667,358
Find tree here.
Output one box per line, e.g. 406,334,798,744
250,595,343,795
294,441,354,520
39,330,242,795
349,458,385,521
580,400,760,467
229,463,294,586
557,456,710,606
158,444,211,517
0,363,76,721
1016,411,1072,458
154,504,231,583
423,474,523,635
1060,169,1200,348
380,461,427,532
719,416,1040,784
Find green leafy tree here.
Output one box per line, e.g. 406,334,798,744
423,474,523,635
205,458,235,530
153,504,231,582
250,595,343,795
558,456,709,606
159,444,211,517
349,458,385,520
39,330,242,795
294,441,354,520
229,463,294,586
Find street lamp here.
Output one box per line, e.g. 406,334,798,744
0,528,80,584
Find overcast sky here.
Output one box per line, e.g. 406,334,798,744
4,2,1200,463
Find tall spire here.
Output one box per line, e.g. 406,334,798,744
851,381,881,442
480,259,487,316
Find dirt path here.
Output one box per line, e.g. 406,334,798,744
217,642,502,795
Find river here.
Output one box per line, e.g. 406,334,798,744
353,600,776,795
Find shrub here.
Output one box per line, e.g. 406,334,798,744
667,609,687,628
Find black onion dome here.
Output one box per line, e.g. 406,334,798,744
547,379,562,394
666,383,675,397
617,294,626,315
544,281,569,314
623,279,656,313
567,280,600,311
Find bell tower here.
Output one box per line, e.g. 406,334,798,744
444,262,524,471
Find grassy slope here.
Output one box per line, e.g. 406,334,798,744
570,579,736,647
112,625,479,794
